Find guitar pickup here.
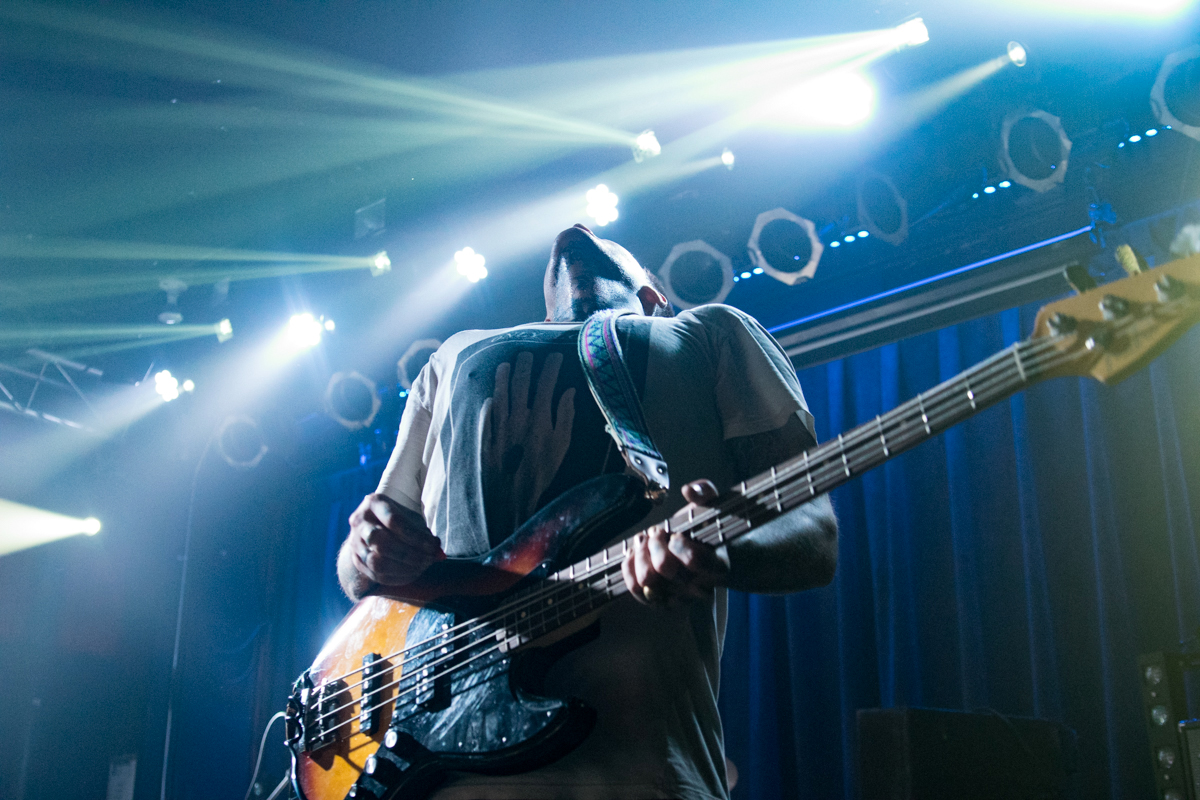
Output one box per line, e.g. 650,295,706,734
415,622,454,712
360,653,383,736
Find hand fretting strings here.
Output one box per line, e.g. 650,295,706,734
311,329,1088,741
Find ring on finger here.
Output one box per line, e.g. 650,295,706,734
642,585,658,603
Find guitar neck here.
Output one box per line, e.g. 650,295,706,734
495,337,1051,645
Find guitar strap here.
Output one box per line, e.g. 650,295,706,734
577,309,670,501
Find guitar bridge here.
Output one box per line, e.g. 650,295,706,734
296,677,349,753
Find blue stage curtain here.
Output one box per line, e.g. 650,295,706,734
720,304,1200,799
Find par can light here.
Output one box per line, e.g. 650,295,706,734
454,247,488,282
1000,109,1072,193
658,240,734,310
632,130,661,162
286,313,324,350
325,371,381,431
1151,45,1200,142
1007,41,1028,67
747,208,823,286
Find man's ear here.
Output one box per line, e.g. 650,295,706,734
637,284,668,316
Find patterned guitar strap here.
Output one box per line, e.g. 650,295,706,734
577,309,670,502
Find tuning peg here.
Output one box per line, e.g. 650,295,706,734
1156,274,1186,303
1100,294,1131,320
1064,264,1098,294
1048,312,1077,336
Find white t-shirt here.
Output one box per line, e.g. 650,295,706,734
377,304,814,800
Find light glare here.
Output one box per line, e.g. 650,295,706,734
633,130,662,162
83,517,101,535
154,369,180,402
286,313,324,350
586,184,620,227
896,18,930,47
781,71,876,127
324,319,336,331
371,251,392,276
1007,0,1193,17
454,247,488,282
1007,42,1028,67
0,498,104,555
216,318,233,342
721,148,735,169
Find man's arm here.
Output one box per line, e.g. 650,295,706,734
722,413,837,593
623,414,837,603
338,493,445,602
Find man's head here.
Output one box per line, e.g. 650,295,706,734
544,224,669,322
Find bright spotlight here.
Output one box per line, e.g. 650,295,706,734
786,71,877,127
895,18,930,47
632,130,661,162
323,319,336,331
216,318,234,343
154,369,180,402
0,498,103,555
371,251,392,276
721,148,736,169
1007,41,1028,67
181,379,195,393
454,247,488,282
286,312,324,350
585,184,620,226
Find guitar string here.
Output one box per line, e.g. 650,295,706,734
306,332,1071,721
306,334,1075,732
313,336,1092,742
307,334,1060,705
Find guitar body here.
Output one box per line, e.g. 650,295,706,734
288,473,652,800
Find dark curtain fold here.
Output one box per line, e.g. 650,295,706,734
720,305,1200,800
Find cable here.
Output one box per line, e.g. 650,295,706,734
244,711,287,800
264,775,290,800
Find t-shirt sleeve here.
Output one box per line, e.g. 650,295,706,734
376,360,434,515
688,304,816,442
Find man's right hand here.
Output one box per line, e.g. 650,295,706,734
347,493,445,587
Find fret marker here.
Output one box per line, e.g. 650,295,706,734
838,433,851,477
1012,346,1028,383
965,382,977,410
770,466,782,512
917,393,931,434
876,416,890,457
803,451,815,496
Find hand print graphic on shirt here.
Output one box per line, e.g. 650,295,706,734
479,350,576,538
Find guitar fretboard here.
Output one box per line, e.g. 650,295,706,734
490,338,1047,648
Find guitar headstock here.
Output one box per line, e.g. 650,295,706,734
1031,253,1200,384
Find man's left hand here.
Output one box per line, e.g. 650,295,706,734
622,480,730,606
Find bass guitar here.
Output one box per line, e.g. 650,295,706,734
286,254,1200,800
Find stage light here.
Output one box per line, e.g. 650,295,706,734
216,318,233,343
999,180,1012,188
830,240,841,247
973,192,980,199
740,271,752,279
844,235,856,243
323,319,336,331
325,371,380,431
1007,42,1028,68
747,208,823,286
857,230,869,238
1000,109,1072,192
1130,134,1142,142
786,71,877,128
658,240,734,309
984,185,997,194
721,148,735,169
857,171,909,245
155,370,180,402
216,415,268,470
398,339,442,389
895,18,930,47
454,247,488,282
285,313,324,350
632,130,662,162
0,499,103,555
585,184,620,227
1147,128,1159,136
371,251,392,276
1151,46,1200,142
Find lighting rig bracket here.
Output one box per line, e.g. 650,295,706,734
0,349,103,432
